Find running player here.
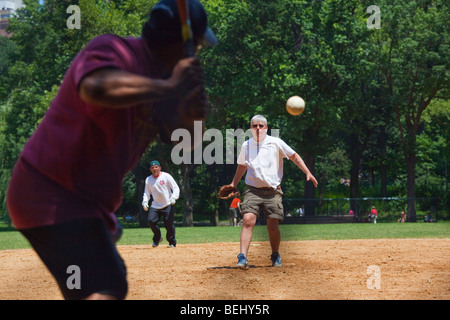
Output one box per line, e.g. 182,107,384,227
142,160,180,248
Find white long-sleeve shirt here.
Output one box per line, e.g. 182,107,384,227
142,172,180,209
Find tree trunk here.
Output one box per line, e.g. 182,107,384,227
210,208,219,226
180,163,195,226
209,164,219,226
349,153,361,219
379,124,388,197
405,150,417,222
133,165,147,228
404,122,417,222
348,132,363,219
303,153,316,216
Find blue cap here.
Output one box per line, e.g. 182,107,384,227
150,160,161,167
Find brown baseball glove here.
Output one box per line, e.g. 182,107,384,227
217,184,239,200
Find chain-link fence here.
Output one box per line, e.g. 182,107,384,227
282,197,441,224
1,196,444,229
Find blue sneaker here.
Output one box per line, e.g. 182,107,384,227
152,238,162,247
270,253,282,267
235,253,249,269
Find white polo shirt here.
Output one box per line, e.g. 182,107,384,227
237,135,296,189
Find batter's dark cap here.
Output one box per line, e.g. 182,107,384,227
142,0,217,46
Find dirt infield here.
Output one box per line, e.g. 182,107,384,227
1,239,449,300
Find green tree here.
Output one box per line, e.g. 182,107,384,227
371,0,449,221
416,99,449,215
0,36,19,101
0,0,153,223
2,0,448,225
203,0,368,216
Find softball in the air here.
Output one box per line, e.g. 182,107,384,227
286,96,305,116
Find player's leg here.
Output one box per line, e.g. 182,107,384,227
235,212,257,268
20,218,128,300
147,207,162,246
239,212,257,257
266,218,280,254
236,188,261,268
162,204,177,247
85,293,118,300
263,188,284,267
266,218,282,267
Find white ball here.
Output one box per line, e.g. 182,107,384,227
286,96,305,116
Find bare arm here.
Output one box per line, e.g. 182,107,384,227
79,57,205,109
79,69,174,108
289,153,318,188
230,165,247,188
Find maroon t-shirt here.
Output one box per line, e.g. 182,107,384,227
7,34,161,232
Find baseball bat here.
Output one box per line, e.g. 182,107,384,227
176,0,208,129
176,0,195,57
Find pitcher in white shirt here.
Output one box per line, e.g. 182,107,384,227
142,160,180,247
230,115,318,268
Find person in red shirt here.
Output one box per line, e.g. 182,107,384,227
229,194,241,227
370,206,378,224
6,0,216,300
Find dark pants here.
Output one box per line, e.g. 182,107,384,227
20,218,127,300
147,205,176,246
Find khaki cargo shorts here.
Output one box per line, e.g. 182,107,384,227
240,185,284,221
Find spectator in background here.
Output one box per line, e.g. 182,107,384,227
369,206,378,224
397,211,406,223
229,193,241,227
297,205,305,216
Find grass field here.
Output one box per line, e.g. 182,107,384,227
0,221,449,251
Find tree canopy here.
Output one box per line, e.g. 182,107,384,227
0,0,448,225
